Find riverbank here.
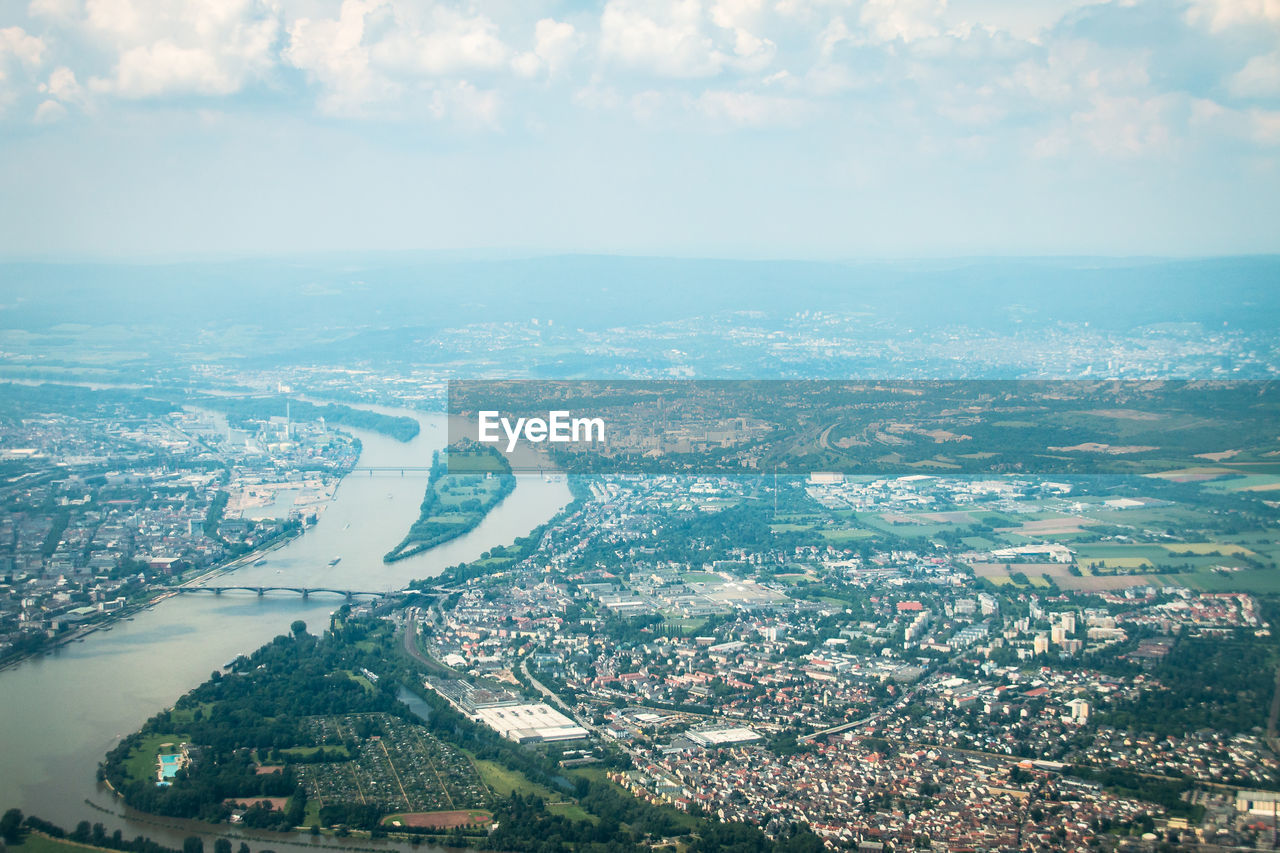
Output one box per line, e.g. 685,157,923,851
0,528,305,675
9,816,459,853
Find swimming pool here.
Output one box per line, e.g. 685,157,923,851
158,753,182,782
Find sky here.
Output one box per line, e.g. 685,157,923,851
0,0,1277,258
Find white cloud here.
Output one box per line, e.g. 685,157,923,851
286,1,510,115
0,0,1276,158
1188,97,1280,147
0,26,45,113
1186,0,1280,31
106,41,248,97
817,15,853,58
859,0,946,43
1006,39,1150,107
600,0,728,77
726,28,776,69
0,26,46,66
370,7,507,76
711,0,768,31
710,0,776,69
46,65,81,99
1013,37,1186,160
1058,93,1176,157
285,0,398,114
510,52,540,78
38,64,83,109
512,18,580,78
597,0,776,77
33,97,67,121
938,0,1109,42
534,18,580,76
1229,51,1280,98
795,15,863,94
1189,96,1226,125
84,0,279,98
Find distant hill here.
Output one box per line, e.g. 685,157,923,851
2,254,1276,333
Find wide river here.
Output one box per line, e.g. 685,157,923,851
0,404,571,851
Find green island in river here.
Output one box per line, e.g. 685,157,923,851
383,444,516,563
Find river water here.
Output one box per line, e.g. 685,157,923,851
0,404,571,850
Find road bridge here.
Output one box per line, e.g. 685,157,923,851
166,586,384,600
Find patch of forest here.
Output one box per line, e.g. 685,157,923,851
98,618,412,829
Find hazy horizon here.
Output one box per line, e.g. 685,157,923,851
2,248,1279,265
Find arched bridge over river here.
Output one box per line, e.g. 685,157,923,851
163,586,385,600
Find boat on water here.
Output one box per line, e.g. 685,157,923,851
329,556,342,566
253,557,267,566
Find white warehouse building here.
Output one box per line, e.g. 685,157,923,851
473,703,590,744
